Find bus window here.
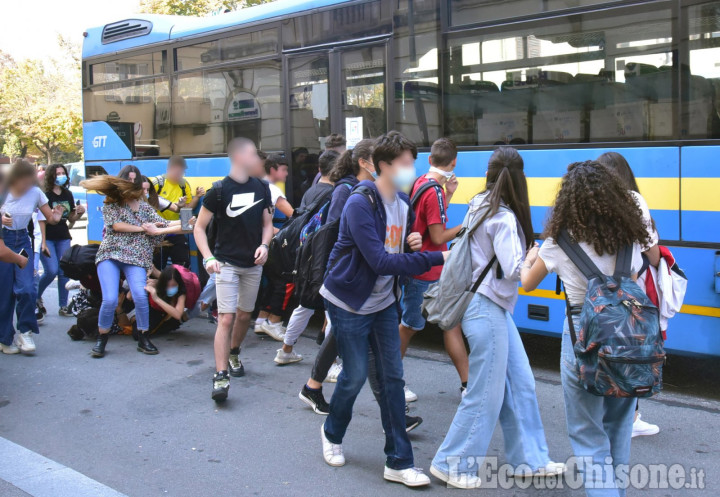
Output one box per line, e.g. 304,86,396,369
171,60,283,156
393,0,440,147
449,0,610,28
82,77,171,155
684,1,720,139
445,4,673,145
176,29,278,72
342,46,387,140
91,52,164,84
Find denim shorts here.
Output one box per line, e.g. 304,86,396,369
400,278,434,331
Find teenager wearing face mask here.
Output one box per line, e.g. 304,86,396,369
0,159,63,355
37,164,86,318
145,265,200,335
398,138,467,404
319,131,448,488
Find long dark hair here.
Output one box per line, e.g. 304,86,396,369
597,152,639,193
329,139,374,182
543,161,651,255
141,175,161,210
43,164,70,192
118,165,143,187
478,147,533,249
156,266,186,303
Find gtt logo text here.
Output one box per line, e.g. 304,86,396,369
92,136,107,148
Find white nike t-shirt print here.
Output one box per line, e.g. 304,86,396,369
226,193,262,218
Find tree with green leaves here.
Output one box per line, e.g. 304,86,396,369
138,0,274,17
0,46,82,164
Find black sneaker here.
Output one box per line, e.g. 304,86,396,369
405,415,423,433
35,308,45,324
212,371,230,402
299,385,330,415
36,299,47,315
58,307,73,317
228,354,245,377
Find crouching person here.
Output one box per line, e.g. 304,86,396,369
319,131,447,487
145,264,200,334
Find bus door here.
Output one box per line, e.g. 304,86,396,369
285,40,389,204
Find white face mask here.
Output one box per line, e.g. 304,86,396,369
428,166,454,179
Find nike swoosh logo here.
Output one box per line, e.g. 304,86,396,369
226,199,262,218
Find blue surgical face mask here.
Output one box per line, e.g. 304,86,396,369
392,166,417,191
166,286,179,297
55,175,67,186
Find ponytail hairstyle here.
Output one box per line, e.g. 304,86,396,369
329,138,374,183
478,147,534,249
80,175,144,204
597,152,639,193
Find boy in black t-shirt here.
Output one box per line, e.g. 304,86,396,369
194,138,273,402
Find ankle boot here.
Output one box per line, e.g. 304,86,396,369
91,333,109,358
137,332,158,355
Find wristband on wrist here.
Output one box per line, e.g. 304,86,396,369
203,256,216,265
260,243,269,249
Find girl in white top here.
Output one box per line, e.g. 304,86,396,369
521,160,654,497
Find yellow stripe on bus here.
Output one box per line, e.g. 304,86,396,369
449,177,681,210
681,178,720,212
518,288,720,318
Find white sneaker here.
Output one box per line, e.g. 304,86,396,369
274,348,303,365
321,424,345,467
430,465,482,489
325,362,342,383
13,332,36,354
254,318,267,334
404,385,418,403
260,320,286,342
0,343,20,354
632,413,660,438
513,461,567,478
384,466,431,487
65,280,82,291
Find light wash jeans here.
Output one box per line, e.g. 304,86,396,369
283,304,315,346
97,259,149,331
38,238,71,307
432,293,551,477
561,316,636,497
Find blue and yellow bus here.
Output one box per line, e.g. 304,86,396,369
82,0,720,356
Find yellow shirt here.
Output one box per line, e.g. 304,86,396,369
151,175,192,221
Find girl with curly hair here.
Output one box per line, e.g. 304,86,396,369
431,147,564,488
37,164,86,318
521,160,652,497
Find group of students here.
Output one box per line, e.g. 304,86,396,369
0,128,670,495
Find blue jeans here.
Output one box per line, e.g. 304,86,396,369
97,259,149,332
432,294,550,477
324,301,413,470
0,228,38,344
38,238,71,307
561,316,635,497
400,277,433,331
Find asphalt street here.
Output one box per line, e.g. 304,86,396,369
0,277,718,497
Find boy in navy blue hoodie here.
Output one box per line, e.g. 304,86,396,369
319,132,447,487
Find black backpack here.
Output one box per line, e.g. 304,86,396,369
59,244,100,281
206,180,223,251
267,188,334,278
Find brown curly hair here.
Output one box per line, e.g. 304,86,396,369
543,161,651,255
43,164,70,192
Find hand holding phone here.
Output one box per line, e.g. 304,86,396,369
16,248,28,268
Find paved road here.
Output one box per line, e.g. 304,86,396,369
1,279,718,497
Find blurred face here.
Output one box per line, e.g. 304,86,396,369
166,280,179,298
380,150,416,191
231,144,260,175
13,175,36,195
166,163,185,183
142,181,151,198
128,171,138,182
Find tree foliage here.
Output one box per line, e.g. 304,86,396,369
138,0,274,17
0,44,83,164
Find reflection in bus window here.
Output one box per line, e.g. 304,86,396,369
342,46,386,140
82,77,171,155
449,0,609,28
175,29,278,71
445,6,673,145
393,0,440,147
91,52,164,84
685,2,720,139
171,61,282,155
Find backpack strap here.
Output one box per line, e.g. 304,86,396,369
470,255,498,293
556,229,606,281
180,179,188,198
153,174,165,194
350,185,378,212
410,178,446,224
613,245,633,279
212,179,223,220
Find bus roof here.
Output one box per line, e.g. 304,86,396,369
83,0,353,59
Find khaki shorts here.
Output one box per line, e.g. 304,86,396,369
215,262,263,314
